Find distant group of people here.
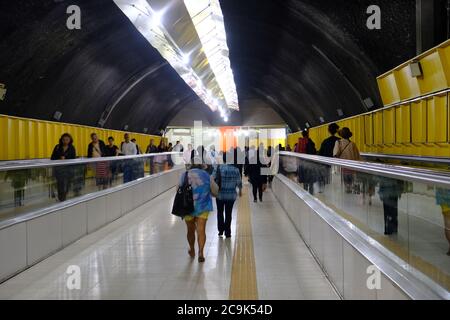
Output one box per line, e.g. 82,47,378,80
283,124,360,195
283,124,407,236
281,123,448,252
50,133,176,202
146,139,183,174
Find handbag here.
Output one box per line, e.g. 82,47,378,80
334,141,351,158
171,172,194,218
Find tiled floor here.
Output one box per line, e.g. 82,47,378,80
0,183,338,300
0,189,237,300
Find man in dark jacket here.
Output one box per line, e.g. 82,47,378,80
317,123,340,193
146,139,158,174
245,153,268,203
378,177,404,235
319,123,340,157
146,139,158,154
296,130,317,194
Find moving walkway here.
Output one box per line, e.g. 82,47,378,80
276,151,450,299
0,153,184,282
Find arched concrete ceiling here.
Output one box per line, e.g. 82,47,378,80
0,0,418,133
220,0,416,130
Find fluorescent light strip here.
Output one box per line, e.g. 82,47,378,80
113,1,218,112
184,0,239,110
113,0,238,114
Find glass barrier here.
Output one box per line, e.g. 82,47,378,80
0,153,183,226
361,153,450,173
279,152,450,292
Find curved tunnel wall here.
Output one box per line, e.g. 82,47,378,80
0,0,196,135
288,39,450,158
0,0,418,133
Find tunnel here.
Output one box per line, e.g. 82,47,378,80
1,0,450,303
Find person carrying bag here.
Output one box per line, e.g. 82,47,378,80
333,127,361,193
174,159,217,263
172,171,194,218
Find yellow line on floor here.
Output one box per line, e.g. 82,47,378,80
229,185,258,300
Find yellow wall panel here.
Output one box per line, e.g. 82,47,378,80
364,114,373,145
394,68,420,100
383,108,395,144
287,132,300,149
417,51,447,95
287,95,450,157
373,111,383,145
9,119,19,159
0,117,7,158
427,95,448,143
25,121,32,159
377,40,450,106
395,104,411,144
438,46,450,86
411,100,427,143
36,121,44,158
377,74,400,105
0,114,164,160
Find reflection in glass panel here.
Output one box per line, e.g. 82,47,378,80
278,154,450,291
0,154,182,224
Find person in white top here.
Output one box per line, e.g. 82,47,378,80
121,133,137,156
121,133,137,183
173,141,184,152
183,144,193,165
208,145,218,165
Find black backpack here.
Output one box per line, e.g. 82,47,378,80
171,172,194,218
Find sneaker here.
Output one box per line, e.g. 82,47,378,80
254,199,257,203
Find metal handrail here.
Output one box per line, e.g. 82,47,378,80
280,151,450,188
0,152,183,171
0,166,184,231
277,174,449,300
361,152,450,165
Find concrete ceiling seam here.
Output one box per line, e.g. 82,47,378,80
97,61,169,127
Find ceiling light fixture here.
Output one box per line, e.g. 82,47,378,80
182,53,190,65
184,0,239,111
113,0,239,115
151,10,163,27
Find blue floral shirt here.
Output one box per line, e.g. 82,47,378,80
180,169,213,215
